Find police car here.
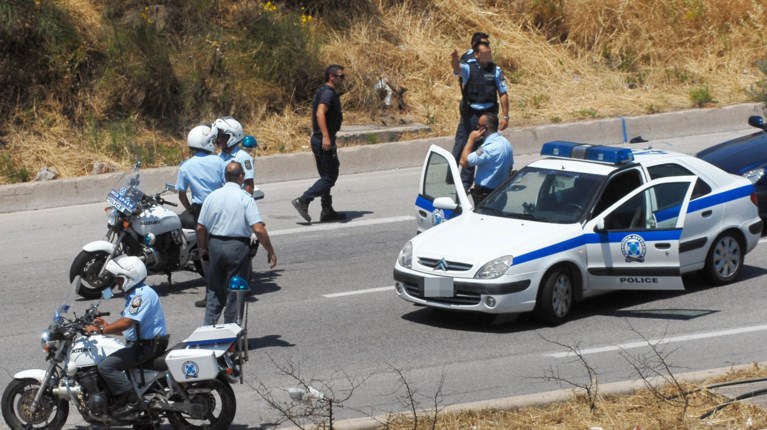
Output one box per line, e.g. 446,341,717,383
393,141,763,325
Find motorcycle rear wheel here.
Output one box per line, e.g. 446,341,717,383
167,378,236,430
69,250,116,300
1,378,69,430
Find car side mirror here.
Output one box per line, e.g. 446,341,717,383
165,183,177,192
594,219,605,232
433,197,458,211
748,115,765,131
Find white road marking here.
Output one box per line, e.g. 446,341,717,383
545,324,767,358
323,286,395,298
270,215,414,237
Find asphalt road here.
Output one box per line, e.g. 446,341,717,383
1,129,766,429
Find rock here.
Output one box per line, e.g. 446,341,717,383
33,166,59,181
92,161,120,175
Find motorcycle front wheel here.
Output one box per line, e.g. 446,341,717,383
1,378,69,430
69,250,116,300
167,377,236,430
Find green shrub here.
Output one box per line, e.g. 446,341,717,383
690,84,714,107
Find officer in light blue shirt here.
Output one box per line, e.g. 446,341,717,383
214,116,257,196
460,112,514,205
176,124,226,229
196,162,277,325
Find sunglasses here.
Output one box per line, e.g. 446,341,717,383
334,74,346,79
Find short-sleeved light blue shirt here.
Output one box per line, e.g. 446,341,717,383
457,59,508,111
198,182,263,238
121,283,167,342
221,146,255,182
176,152,226,204
467,132,514,189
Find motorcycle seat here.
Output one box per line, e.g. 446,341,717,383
144,342,186,371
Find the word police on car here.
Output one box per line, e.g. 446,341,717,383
394,141,763,325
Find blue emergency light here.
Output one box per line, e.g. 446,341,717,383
541,141,634,165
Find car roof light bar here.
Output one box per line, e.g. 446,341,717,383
541,141,634,165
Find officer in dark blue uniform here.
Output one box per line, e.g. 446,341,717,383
451,40,510,191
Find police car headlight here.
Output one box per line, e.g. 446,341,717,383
475,255,514,279
398,241,413,269
743,167,767,185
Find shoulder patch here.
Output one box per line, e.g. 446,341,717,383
244,160,252,170
129,295,142,314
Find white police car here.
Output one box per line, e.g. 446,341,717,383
394,141,763,325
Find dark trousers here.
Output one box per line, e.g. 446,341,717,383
300,134,340,208
205,237,250,325
453,112,482,191
97,342,154,397
179,203,202,229
470,186,494,206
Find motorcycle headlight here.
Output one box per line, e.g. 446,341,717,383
105,207,118,226
398,241,413,269
475,255,514,279
40,330,55,354
743,167,767,185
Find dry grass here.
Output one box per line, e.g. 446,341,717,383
382,363,767,429
2,0,767,183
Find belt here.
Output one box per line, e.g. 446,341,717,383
210,235,250,245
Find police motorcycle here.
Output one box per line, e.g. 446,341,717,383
69,160,264,300
1,276,251,430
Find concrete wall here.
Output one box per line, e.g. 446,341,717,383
1,102,763,214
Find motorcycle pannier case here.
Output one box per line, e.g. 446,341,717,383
165,349,219,382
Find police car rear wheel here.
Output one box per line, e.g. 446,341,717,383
703,232,744,286
534,267,574,326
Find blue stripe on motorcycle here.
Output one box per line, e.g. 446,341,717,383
185,338,237,347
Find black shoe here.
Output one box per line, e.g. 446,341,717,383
292,198,311,223
320,209,347,222
112,394,142,417
194,298,207,308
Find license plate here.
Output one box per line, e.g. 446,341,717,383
423,276,454,298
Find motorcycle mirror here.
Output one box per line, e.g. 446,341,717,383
252,188,265,201
165,183,177,192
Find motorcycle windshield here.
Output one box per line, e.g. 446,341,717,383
54,276,80,323
106,164,144,215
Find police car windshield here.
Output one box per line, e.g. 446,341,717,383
475,167,602,223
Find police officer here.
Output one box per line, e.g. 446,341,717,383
176,124,226,229
215,116,257,196
451,40,510,191
85,256,168,417
176,124,226,308
291,64,347,224
459,112,514,205
196,161,277,325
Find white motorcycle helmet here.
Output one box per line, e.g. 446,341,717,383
213,116,244,148
187,124,216,153
105,255,147,292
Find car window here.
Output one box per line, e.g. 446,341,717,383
647,163,711,199
593,169,643,216
476,167,602,223
423,152,458,203
604,181,689,230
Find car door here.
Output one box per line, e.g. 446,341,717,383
416,145,472,232
584,176,696,291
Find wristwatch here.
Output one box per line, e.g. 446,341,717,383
503,115,510,120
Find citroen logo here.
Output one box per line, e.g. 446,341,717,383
435,258,448,271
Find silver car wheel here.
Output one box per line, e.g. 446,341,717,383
712,236,741,279
552,274,573,318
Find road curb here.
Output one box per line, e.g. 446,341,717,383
0,103,763,214
306,361,767,430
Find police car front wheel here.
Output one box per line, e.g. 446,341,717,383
534,267,575,326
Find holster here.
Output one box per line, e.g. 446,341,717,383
140,335,170,356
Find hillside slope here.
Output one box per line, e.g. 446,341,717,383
1,0,766,183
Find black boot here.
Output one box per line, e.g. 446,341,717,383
291,197,312,223
320,196,346,222
112,391,142,417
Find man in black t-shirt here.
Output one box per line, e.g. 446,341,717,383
292,64,347,223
